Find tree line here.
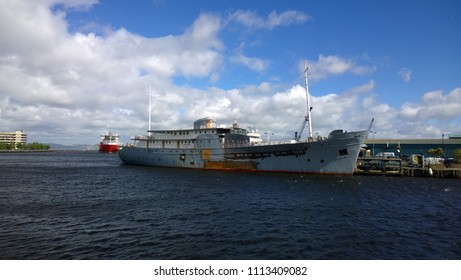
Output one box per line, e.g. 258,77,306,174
428,148,461,163
0,142,50,150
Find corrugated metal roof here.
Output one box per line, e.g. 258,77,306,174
365,138,461,145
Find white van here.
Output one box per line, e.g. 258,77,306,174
376,152,395,158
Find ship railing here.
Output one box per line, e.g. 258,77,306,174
152,135,198,141
222,140,296,148
131,134,197,141
224,142,251,148
253,140,299,146
131,135,148,140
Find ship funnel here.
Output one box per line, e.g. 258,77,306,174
194,117,216,129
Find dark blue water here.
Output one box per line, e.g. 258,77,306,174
0,151,460,259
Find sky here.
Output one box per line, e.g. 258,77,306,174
0,0,460,145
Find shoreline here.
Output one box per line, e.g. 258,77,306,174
0,149,53,153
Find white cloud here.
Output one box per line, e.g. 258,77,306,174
399,88,461,121
361,88,461,139
230,53,270,72
398,67,412,82
229,9,310,30
0,1,459,145
306,55,375,81
0,1,68,56
266,10,311,29
0,0,225,143
228,10,264,29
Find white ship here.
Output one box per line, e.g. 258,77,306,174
119,63,372,175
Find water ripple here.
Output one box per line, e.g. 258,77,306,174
0,151,460,259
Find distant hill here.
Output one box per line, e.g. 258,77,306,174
47,143,99,151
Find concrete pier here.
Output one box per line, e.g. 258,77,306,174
428,164,461,178
355,158,460,178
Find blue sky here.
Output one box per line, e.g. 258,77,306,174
1,0,460,144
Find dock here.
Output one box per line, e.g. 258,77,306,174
427,165,461,178
355,157,460,178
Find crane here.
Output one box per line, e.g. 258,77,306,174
294,61,314,142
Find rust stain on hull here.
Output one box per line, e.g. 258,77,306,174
204,161,258,170
201,149,211,160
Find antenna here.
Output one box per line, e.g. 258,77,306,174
233,115,238,128
148,84,152,136
304,61,313,141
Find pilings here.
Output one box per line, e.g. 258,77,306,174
427,165,461,178
355,158,460,178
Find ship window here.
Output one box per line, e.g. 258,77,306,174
339,149,348,156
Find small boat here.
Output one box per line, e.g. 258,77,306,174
99,132,120,153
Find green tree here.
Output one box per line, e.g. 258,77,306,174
427,147,444,157
0,142,50,150
16,143,26,149
0,142,15,150
27,142,50,150
454,149,461,163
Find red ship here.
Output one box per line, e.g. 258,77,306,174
99,132,120,153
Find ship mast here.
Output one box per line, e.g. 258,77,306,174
148,84,152,136
304,61,313,142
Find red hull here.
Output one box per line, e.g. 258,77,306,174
99,143,119,153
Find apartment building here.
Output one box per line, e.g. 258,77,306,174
0,130,27,145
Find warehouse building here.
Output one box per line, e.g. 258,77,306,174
365,137,461,158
